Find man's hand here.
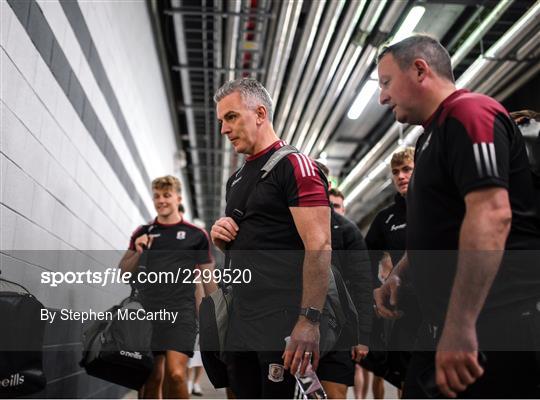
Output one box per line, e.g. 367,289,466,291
282,319,320,376
351,344,369,362
210,217,239,251
435,326,484,398
134,234,153,253
373,274,403,319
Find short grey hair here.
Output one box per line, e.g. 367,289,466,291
214,78,274,122
377,34,455,83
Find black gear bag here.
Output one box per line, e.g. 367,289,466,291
0,277,47,398
79,272,154,391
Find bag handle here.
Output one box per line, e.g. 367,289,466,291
0,271,32,294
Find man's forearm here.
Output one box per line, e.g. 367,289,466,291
301,247,331,310
444,212,509,332
119,250,140,275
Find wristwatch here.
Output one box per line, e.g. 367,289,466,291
299,307,322,323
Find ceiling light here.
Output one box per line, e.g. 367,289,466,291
347,79,379,120
391,5,426,44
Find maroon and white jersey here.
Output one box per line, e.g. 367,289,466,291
225,140,329,317
407,89,540,322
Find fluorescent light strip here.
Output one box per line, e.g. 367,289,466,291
391,5,426,44
346,6,425,121
347,79,379,119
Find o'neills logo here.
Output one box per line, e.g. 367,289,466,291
0,373,25,388
119,350,142,360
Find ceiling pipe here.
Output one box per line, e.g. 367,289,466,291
297,0,387,152
212,0,223,219
171,0,205,221
290,0,368,148
450,0,514,67
297,0,388,152
148,0,194,219
496,61,540,101
270,1,303,108
446,5,484,53
343,2,539,211
219,0,242,215
475,29,540,95
308,0,408,156
280,0,347,144
265,1,303,101
302,46,371,153
457,1,539,89
273,1,327,136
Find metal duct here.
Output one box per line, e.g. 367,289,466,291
458,1,540,90
477,29,540,95
280,0,346,144
219,0,242,215
308,0,408,156
290,0,368,149
171,0,205,220
265,1,303,102
274,1,327,136
450,0,514,68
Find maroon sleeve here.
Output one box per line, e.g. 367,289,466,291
281,153,329,207
441,94,510,196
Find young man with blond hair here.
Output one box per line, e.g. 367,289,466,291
120,175,216,398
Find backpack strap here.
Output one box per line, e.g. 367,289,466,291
224,144,300,265
260,144,299,179
228,144,300,222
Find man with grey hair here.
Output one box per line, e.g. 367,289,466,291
214,77,274,122
210,78,332,398
374,34,540,398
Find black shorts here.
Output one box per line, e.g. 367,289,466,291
318,350,355,386
150,309,197,357
225,351,297,398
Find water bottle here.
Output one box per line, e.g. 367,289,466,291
294,363,327,399
284,337,327,399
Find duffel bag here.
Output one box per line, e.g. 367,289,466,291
80,296,154,390
0,277,47,398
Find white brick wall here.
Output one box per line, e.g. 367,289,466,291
0,0,179,310
78,1,179,179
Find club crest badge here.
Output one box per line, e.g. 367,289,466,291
176,231,186,240
268,363,284,382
